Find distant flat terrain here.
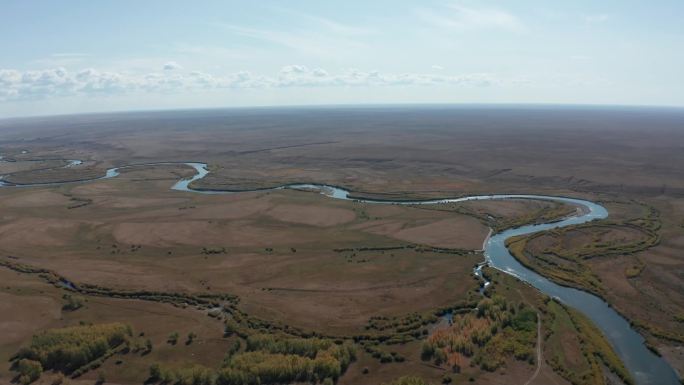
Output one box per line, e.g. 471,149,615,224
1,106,683,385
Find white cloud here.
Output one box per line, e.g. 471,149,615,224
0,66,499,102
418,3,525,32
431,65,445,71
163,61,183,71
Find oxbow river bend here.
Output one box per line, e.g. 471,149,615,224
0,160,680,385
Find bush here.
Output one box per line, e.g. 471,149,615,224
168,332,179,345
61,294,84,311
186,332,197,345
17,359,42,384
223,320,239,337
511,308,537,332
420,342,435,361
149,363,161,380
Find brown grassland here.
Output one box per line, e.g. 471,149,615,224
0,106,683,384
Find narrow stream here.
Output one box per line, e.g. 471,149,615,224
0,160,679,385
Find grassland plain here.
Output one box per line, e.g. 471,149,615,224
1,106,683,383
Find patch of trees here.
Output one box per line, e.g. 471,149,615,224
149,334,356,385
421,296,536,372
360,299,480,345
149,364,214,385
13,323,131,379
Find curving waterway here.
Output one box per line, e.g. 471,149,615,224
0,160,679,385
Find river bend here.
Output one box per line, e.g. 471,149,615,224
0,160,679,385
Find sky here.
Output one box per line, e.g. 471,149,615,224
1,0,684,117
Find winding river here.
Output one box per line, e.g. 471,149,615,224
0,160,679,385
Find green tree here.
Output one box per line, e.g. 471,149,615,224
168,332,179,345
17,359,42,384
149,363,161,380
15,323,129,374
186,332,197,345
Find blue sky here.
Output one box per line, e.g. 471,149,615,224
1,0,683,117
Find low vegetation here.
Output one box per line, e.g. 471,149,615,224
383,376,432,385
149,334,356,385
505,202,661,297
421,296,536,373
412,200,576,234
543,299,633,385
16,359,42,384
13,323,131,380
489,201,577,233
61,293,84,311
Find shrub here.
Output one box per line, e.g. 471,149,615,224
420,342,435,361
186,332,197,345
149,363,161,380
61,294,84,311
223,320,239,337
17,359,42,384
168,332,179,345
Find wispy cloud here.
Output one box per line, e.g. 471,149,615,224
583,14,610,24
217,23,369,58
31,53,93,67
51,53,91,58
0,65,499,102
172,44,251,60
266,6,374,36
163,61,183,71
417,3,526,32
213,8,373,59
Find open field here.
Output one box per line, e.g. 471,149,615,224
1,106,683,384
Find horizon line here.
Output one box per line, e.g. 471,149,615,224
2,101,684,122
